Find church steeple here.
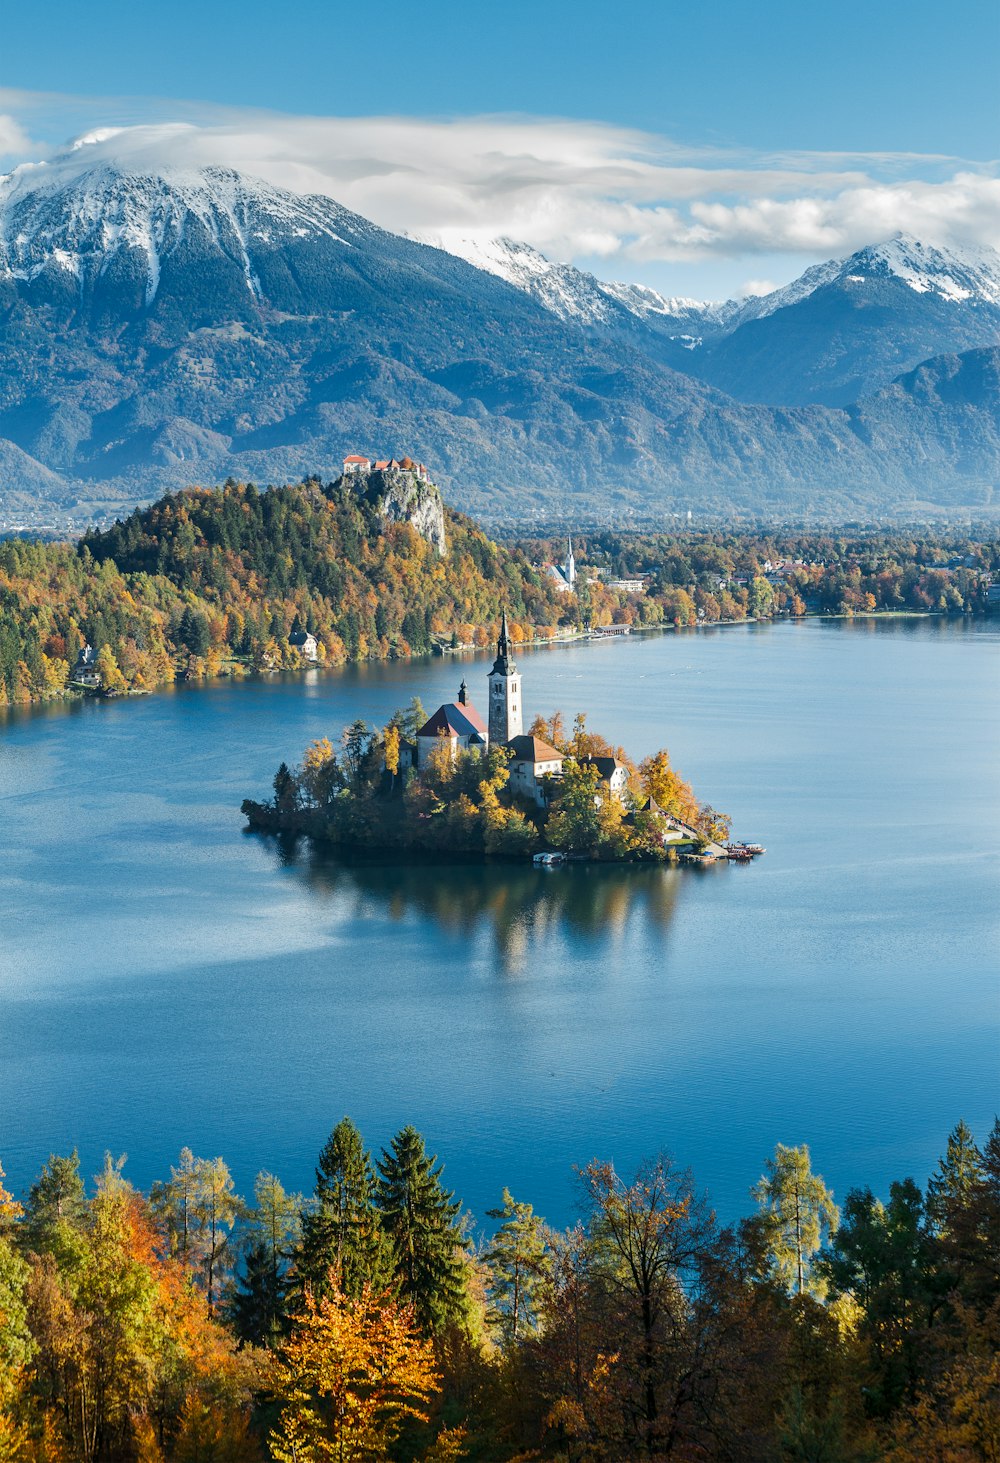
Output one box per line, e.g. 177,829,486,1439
565,537,576,589
492,609,515,675
488,609,522,745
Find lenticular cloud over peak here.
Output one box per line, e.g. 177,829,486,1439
3,111,999,286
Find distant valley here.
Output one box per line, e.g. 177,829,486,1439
0,149,998,528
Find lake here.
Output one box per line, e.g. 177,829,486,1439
1,617,998,1228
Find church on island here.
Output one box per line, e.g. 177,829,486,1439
409,612,564,807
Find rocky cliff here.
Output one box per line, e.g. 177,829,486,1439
349,467,447,555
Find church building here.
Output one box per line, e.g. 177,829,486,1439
414,679,488,767
411,612,564,803
488,610,523,745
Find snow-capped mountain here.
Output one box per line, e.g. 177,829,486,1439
419,232,736,344
0,155,364,307
729,235,1000,327
426,229,1000,401
691,235,1000,406
0,149,998,524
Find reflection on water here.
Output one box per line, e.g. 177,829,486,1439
262,833,688,974
1,615,997,1224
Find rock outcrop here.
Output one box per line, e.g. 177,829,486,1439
348,466,447,555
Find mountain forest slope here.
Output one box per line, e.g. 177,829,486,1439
0,473,568,704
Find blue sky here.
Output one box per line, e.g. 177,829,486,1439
2,0,997,297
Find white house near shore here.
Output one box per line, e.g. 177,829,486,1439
506,734,564,806
288,630,318,662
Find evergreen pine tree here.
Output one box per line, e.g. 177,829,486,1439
229,1240,286,1346
296,1118,390,1300
230,1172,301,1345
926,1119,985,1235
376,1126,468,1334
26,1150,88,1240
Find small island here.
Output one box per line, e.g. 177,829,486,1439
243,614,755,864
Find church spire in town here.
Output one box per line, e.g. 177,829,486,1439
565,537,576,589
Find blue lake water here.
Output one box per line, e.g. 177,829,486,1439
1,617,998,1227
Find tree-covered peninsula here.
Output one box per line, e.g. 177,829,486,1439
3,458,997,710
0,467,569,706
0,1116,994,1461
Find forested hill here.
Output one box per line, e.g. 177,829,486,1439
0,476,569,705
81,476,566,654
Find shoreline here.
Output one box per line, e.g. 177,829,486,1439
0,606,984,721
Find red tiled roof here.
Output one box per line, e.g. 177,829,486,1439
417,702,488,739
373,460,390,470
507,734,564,764
343,454,369,464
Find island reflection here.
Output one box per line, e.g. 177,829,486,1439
260,834,704,973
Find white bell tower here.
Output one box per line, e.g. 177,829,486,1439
487,609,523,746
565,537,576,589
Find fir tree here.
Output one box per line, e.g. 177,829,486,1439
26,1150,87,1239
376,1126,468,1334
229,1240,286,1347
926,1119,985,1235
296,1118,390,1300
230,1172,301,1345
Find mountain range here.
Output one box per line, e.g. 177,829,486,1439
0,148,998,527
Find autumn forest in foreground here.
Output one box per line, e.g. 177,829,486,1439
0,1117,996,1462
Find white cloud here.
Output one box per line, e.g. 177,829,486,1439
2,100,998,281
0,114,40,161
740,279,780,298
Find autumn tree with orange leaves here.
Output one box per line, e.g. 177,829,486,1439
270,1284,441,1462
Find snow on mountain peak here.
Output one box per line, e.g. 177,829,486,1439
729,233,1000,326
417,232,729,334
0,150,356,304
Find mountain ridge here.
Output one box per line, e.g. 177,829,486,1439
0,153,998,526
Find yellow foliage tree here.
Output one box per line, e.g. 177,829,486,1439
96,644,127,694
383,725,401,780
639,750,699,826
0,1165,23,1232
270,1285,439,1462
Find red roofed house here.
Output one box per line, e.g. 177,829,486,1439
506,734,564,806
346,455,430,481
415,679,489,768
